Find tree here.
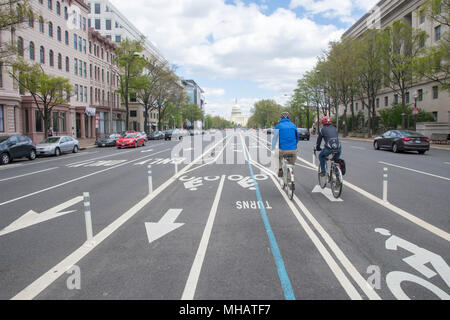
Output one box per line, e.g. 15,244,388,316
304,69,327,134
10,59,72,138
0,0,34,62
116,39,146,131
380,20,428,129
182,104,203,126
415,0,450,90
247,99,281,128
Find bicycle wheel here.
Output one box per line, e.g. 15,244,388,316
318,166,327,189
330,165,343,198
288,182,295,200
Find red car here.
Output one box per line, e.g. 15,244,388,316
116,132,146,148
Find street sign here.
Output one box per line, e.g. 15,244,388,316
412,108,419,115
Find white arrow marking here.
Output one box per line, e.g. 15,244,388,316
184,177,203,190
145,209,184,243
312,185,343,202
140,149,154,153
0,196,84,236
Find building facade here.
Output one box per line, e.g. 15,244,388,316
183,79,204,130
0,0,123,143
343,0,449,131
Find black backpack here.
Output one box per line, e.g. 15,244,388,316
335,159,346,175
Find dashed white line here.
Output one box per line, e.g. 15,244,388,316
0,167,59,182
378,161,450,181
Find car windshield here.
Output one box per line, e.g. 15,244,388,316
123,134,136,138
0,136,10,143
399,131,424,137
40,137,60,143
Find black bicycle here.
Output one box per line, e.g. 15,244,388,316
314,147,343,199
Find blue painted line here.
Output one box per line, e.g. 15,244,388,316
243,143,296,300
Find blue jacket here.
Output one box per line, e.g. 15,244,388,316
271,118,299,151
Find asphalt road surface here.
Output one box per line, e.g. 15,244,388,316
0,129,449,300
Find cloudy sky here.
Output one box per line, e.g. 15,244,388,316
109,0,379,118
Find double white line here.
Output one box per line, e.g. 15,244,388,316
243,132,381,300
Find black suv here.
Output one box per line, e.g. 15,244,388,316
0,134,37,165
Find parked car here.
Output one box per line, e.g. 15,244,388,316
171,129,189,140
149,131,165,140
116,132,146,148
36,136,80,157
0,134,37,165
297,128,310,141
373,130,430,154
139,131,148,141
96,133,121,147
164,129,174,140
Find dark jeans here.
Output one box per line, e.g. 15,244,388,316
319,148,341,173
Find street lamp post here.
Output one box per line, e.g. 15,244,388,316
413,91,418,131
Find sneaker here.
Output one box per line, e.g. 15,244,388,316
278,169,283,177
319,172,326,177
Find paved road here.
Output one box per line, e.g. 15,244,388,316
0,130,449,300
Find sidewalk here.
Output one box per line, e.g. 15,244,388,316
78,138,97,150
338,135,450,151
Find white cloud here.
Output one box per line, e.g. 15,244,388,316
203,88,226,96
109,0,344,93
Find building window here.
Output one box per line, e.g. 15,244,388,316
106,19,111,30
83,17,86,31
394,94,399,104
432,112,438,121
40,46,45,64
39,16,44,32
406,92,410,104
432,86,439,99
52,111,59,133
95,19,100,30
418,89,423,101
0,105,3,132
17,37,24,56
60,112,66,132
64,7,68,20
28,16,34,28
49,50,54,67
75,84,78,101
79,60,82,76
48,22,53,37
73,34,77,50
58,53,62,69
65,31,69,45
376,98,380,108
130,110,137,117
435,25,441,41
35,110,43,132
74,59,78,75
29,41,35,60
115,35,121,43
65,56,69,72
79,36,82,52
0,63,2,88
56,1,61,15
57,26,61,41
384,96,388,107
419,12,425,24
88,18,91,28
94,3,100,14
83,39,86,53
48,0,52,10
84,86,87,102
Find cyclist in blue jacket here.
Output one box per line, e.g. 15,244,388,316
271,112,299,177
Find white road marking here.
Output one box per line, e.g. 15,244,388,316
140,149,154,153
182,175,226,300
66,149,137,167
312,185,344,202
379,161,450,181
350,146,366,150
295,156,450,242
242,135,368,300
0,196,83,236
445,162,450,165
0,152,98,171
11,136,228,300
145,209,184,243
0,149,171,207
0,167,58,182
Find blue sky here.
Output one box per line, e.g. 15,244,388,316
110,0,379,118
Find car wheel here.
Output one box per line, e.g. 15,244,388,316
28,149,37,160
418,150,426,155
55,147,61,157
1,152,11,165
374,141,380,150
392,143,399,153
73,145,79,153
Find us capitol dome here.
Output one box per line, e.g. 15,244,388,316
229,99,248,127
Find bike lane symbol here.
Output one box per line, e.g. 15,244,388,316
375,228,450,300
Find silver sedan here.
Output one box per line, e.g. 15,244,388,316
36,136,80,156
